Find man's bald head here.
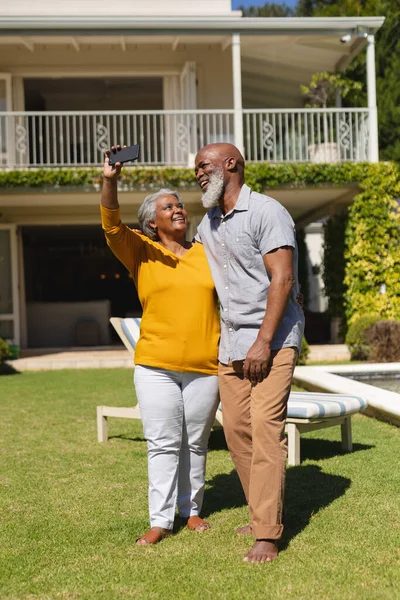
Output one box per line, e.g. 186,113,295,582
195,143,245,175
194,143,245,208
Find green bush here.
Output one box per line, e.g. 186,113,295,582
344,163,400,326
297,336,310,365
345,315,380,361
366,320,400,363
0,338,11,363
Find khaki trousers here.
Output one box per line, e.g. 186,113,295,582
218,347,297,540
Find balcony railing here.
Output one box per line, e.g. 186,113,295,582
0,108,370,169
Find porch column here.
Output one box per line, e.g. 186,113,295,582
232,33,244,154
366,33,379,163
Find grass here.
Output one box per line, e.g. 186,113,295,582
0,369,399,600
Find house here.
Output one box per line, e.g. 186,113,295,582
0,0,384,348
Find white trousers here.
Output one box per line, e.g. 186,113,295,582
134,365,220,530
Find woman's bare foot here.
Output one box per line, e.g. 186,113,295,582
186,516,210,532
243,539,279,563
236,524,252,535
135,526,170,546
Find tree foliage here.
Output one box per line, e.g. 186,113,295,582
344,162,400,324
241,0,400,160
237,2,293,16
301,72,362,108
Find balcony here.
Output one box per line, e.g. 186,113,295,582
0,108,370,169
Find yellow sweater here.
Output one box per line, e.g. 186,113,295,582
101,206,219,375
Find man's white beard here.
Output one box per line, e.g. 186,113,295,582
201,169,224,208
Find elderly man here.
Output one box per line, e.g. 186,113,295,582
194,143,304,563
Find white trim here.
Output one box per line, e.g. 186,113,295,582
0,223,20,345
0,108,367,116
13,68,181,78
180,63,197,165
366,34,379,162
0,16,386,33
1,109,234,116
232,33,243,154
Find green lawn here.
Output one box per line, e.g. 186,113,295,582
0,369,399,600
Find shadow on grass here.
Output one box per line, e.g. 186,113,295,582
110,434,146,442
0,363,21,376
209,428,374,462
208,428,229,451
300,437,374,462
202,464,351,548
281,464,350,550
203,431,372,545
203,469,246,518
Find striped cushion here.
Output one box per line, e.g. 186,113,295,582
287,391,367,419
121,318,141,350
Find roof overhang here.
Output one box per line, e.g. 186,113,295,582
0,183,359,228
0,16,385,36
0,15,385,109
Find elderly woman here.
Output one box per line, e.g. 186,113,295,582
100,147,220,545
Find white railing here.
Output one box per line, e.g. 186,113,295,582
0,108,369,168
243,108,370,163
0,110,234,169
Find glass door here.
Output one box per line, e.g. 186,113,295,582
0,224,20,345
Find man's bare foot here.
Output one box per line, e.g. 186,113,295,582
243,539,278,563
236,524,252,535
186,516,210,532
136,526,170,545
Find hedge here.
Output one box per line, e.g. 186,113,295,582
0,162,374,191
343,163,400,325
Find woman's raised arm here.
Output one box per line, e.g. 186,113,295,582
100,147,141,274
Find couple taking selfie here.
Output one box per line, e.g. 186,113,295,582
100,142,304,563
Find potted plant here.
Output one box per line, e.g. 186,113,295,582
301,72,362,162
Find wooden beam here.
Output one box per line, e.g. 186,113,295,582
221,37,231,52
18,36,34,52
69,37,80,52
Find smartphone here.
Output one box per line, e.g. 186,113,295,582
108,144,140,166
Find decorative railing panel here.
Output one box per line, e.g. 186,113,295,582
243,108,369,163
0,108,369,168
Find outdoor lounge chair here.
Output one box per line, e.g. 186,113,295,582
97,317,367,466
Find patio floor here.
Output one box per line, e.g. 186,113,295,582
9,344,350,371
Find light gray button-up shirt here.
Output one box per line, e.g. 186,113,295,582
196,184,305,364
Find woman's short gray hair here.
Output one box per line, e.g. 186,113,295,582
137,188,183,241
